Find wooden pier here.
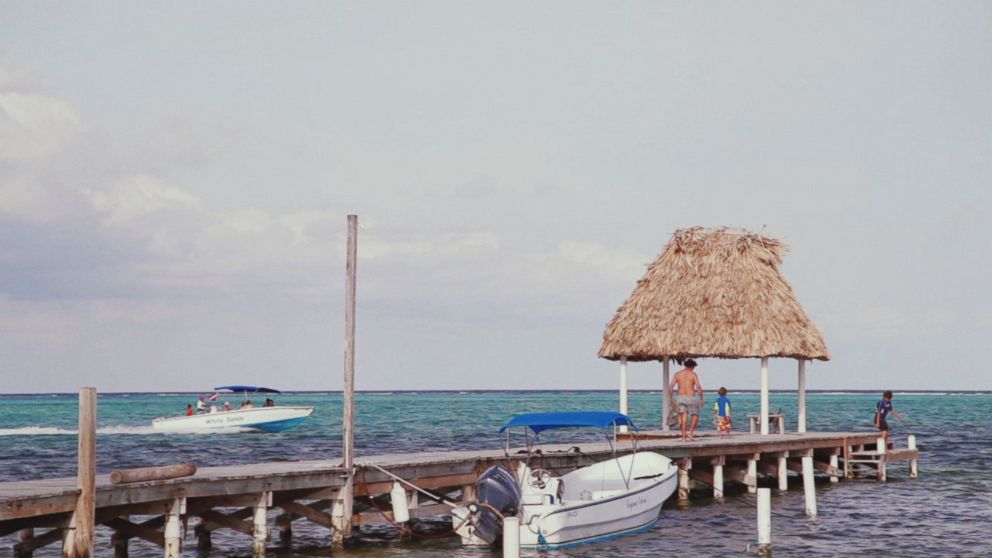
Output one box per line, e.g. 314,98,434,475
0,430,918,557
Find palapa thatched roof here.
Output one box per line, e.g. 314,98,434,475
599,227,829,362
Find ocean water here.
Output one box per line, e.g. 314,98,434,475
0,391,989,557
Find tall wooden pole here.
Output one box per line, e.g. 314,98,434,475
73,388,96,557
335,214,358,543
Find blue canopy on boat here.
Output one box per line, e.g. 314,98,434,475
499,411,637,434
213,386,282,394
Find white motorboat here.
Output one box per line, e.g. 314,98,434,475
152,386,313,433
451,411,678,550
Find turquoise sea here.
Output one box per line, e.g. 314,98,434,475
1,391,989,557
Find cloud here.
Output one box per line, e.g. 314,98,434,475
0,90,80,161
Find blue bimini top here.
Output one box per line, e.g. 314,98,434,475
213,386,282,394
499,411,638,434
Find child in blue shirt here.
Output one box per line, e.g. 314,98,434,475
713,387,733,436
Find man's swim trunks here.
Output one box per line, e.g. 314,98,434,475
677,395,700,417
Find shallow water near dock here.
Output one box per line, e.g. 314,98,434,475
1,391,989,557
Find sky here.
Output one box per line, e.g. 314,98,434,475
1,2,989,393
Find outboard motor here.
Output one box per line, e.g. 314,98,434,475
453,465,522,545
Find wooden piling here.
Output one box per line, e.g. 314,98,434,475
16,528,33,558
908,435,918,478
333,214,358,544
711,456,724,499
163,498,183,558
801,454,817,517
110,515,128,558
275,513,292,544
876,437,887,482
756,487,771,555
747,454,758,494
70,387,96,558
829,453,840,483
194,519,212,551
252,492,270,557
677,459,691,501
777,453,788,491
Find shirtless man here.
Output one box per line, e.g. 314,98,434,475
669,359,704,441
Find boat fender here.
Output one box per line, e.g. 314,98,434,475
390,482,410,523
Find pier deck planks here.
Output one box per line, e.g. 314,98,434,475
0,431,891,524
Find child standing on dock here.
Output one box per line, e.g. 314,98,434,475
713,387,733,436
875,390,904,444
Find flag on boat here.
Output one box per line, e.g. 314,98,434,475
208,392,219,401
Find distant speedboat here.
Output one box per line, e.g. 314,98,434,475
152,386,313,433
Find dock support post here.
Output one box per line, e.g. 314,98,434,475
194,519,212,551
334,214,358,545
747,454,758,494
662,357,671,431
759,357,770,435
252,492,270,557
756,487,771,555
712,456,724,499
17,528,34,558
777,454,788,491
163,497,184,558
829,453,840,483
619,356,629,433
908,435,918,478
876,437,887,482
502,516,520,558
275,514,292,545
67,387,96,558
801,455,817,517
111,516,129,558
678,459,691,501
797,359,806,433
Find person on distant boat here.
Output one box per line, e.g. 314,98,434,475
196,395,206,413
185,404,194,416
713,387,733,437
669,359,704,442
223,401,232,411
241,400,254,409
264,398,274,407
875,390,904,445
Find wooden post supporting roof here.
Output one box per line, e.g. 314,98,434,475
760,358,770,435
618,357,628,433
662,358,671,431
798,359,807,433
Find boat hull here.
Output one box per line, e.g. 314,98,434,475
152,406,314,433
519,468,677,549
453,452,678,550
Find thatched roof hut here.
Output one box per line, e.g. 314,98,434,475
599,227,829,362
599,227,829,435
